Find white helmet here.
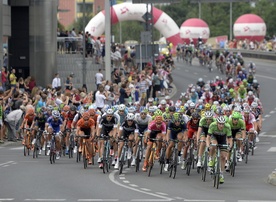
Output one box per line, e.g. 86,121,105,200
106,108,114,115
165,96,170,100
160,100,166,105
198,99,203,104
229,78,233,83
223,105,231,111
216,116,226,124
126,113,135,121
128,106,136,113
248,91,253,96
191,88,195,93
148,98,154,102
118,104,126,111
205,111,213,118
253,79,258,83
251,102,258,108
190,103,195,108
198,78,203,82
213,101,219,106
148,106,156,113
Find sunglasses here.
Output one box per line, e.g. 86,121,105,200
206,118,213,121
107,115,113,118
127,120,134,122
233,118,239,121
218,123,225,125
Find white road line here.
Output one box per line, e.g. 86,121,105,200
0,199,14,201
270,111,275,114
119,177,125,180
238,201,276,202
131,200,171,202
267,147,276,152
140,188,151,191
259,132,266,136
264,114,271,118
123,180,130,183
109,171,173,201
175,197,184,200
78,200,118,202
129,184,138,187
2,165,10,167
262,118,266,121
257,142,271,144
259,134,276,138
184,200,225,202
9,146,24,150
0,161,14,166
155,192,168,196
24,200,66,201
256,74,276,81
194,72,198,75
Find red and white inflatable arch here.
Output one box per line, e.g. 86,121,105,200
85,2,182,46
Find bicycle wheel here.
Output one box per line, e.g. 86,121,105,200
245,139,249,164
24,145,27,156
135,148,141,172
202,151,208,181
159,147,165,174
33,145,37,159
230,149,236,177
83,156,87,169
215,157,220,189
148,164,153,177
119,149,125,175
252,137,255,156
186,159,191,176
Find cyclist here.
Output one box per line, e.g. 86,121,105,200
34,109,47,154
227,111,246,165
115,104,128,125
243,107,257,146
207,116,233,184
164,113,187,171
158,99,169,113
76,112,95,165
115,113,139,169
250,102,262,142
135,109,152,136
142,116,166,172
46,110,63,159
21,107,36,149
181,112,200,169
165,96,174,106
196,111,216,167
63,105,77,154
97,108,118,168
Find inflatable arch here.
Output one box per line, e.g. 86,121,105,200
85,2,182,46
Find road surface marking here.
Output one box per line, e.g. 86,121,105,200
24,200,66,201
131,200,171,202
259,134,276,138
0,199,14,201
129,184,138,187
109,171,173,201
238,201,276,202
194,72,198,75
184,200,225,202
155,192,168,196
119,177,125,180
270,111,275,114
0,161,14,166
257,142,270,144
267,147,276,152
264,114,271,118
78,200,118,202
9,146,24,150
256,74,276,81
140,188,151,191
123,180,130,183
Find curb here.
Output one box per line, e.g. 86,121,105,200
268,171,276,186
0,141,21,147
159,83,177,100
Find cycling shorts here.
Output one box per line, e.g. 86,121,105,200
188,128,197,139
246,123,254,132
148,131,161,142
210,135,229,152
80,128,91,137
231,129,242,139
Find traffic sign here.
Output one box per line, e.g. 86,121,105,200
133,0,180,3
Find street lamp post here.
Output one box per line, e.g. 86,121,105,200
82,0,87,87
105,0,111,81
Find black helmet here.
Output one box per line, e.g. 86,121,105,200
169,106,176,112
191,112,200,119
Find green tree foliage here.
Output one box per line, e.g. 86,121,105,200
68,14,93,33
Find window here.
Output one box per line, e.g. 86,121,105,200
77,2,93,14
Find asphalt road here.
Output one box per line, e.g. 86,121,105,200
0,57,276,202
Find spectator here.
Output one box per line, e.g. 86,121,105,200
112,68,121,84
1,67,8,91
52,73,61,91
9,68,17,88
64,73,73,92
95,85,107,111
95,69,104,89
119,83,130,105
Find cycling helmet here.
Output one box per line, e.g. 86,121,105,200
79,107,85,115
128,106,136,113
148,106,156,113
82,112,90,120
253,79,258,83
169,106,176,112
179,106,185,113
198,99,203,104
165,96,170,100
205,111,213,118
191,112,200,119
140,108,148,114
70,105,77,111
172,113,181,122
126,113,135,121
63,105,70,111
198,78,203,82
223,105,231,111
248,91,253,96
229,88,234,93
27,108,35,115
232,111,241,119
251,102,258,108
47,105,54,111
154,109,163,116
243,108,250,113
190,102,195,108
155,116,163,124
118,104,126,111
216,116,226,124
213,101,219,106
163,113,171,120
205,103,211,110
88,109,96,116
52,110,60,118
160,99,166,105
106,108,114,115
148,98,154,102
242,103,249,109
191,88,195,93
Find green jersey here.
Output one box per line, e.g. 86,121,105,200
199,117,216,128
208,122,232,137
227,118,245,130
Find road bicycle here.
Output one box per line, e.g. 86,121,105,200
229,137,243,177
135,133,144,172
32,129,44,159
168,139,182,179
209,144,228,189
76,134,91,169
185,138,197,176
100,135,112,174
23,128,33,156
118,138,133,175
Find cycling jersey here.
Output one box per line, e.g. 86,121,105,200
243,113,256,131
35,116,47,130
24,114,35,126
252,108,262,120
99,115,118,136
187,119,199,138
120,120,139,138
199,117,216,135
168,121,187,139
135,114,151,134
148,121,166,141
47,117,63,133
208,122,232,147
227,118,245,138
77,118,95,129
